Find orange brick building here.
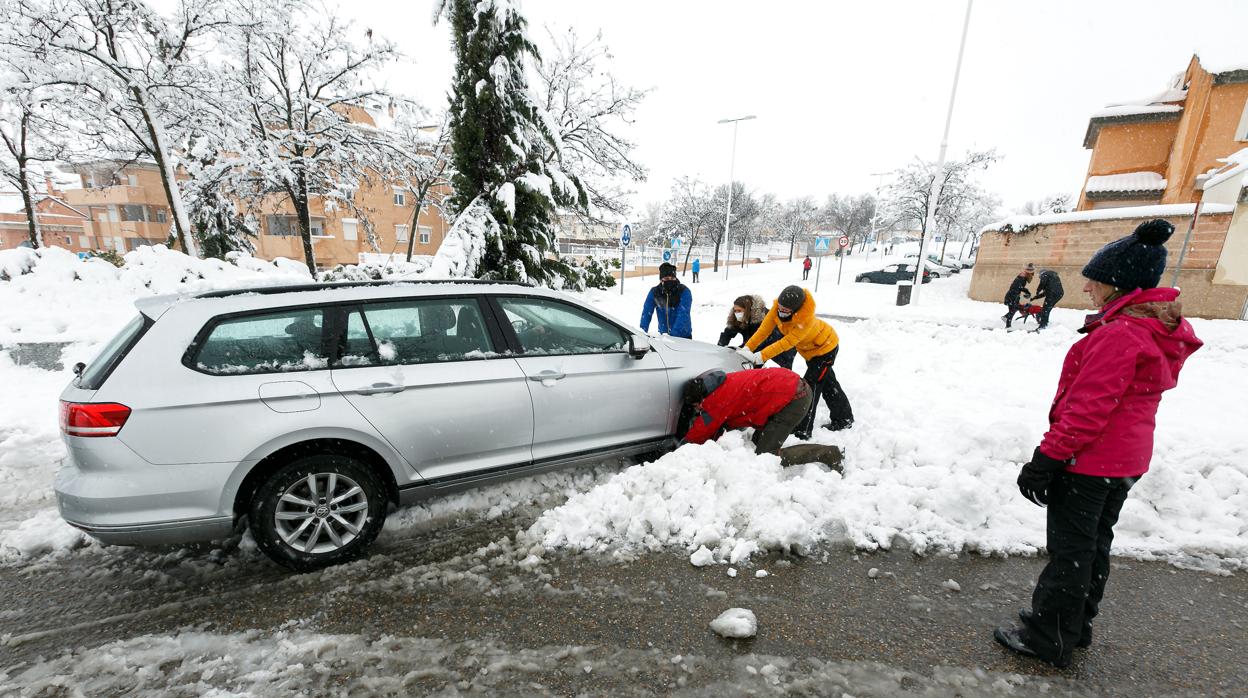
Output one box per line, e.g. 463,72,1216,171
0,191,90,254
971,56,1248,320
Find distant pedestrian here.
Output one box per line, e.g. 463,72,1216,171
1031,270,1064,330
717,294,796,370
692,257,701,283
802,256,812,280
1002,263,1035,328
739,285,852,438
681,367,812,455
994,220,1202,669
640,262,692,339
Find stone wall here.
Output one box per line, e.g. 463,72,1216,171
969,211,1248,319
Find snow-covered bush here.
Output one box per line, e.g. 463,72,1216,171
576,256,615,289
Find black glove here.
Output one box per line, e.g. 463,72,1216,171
1017,447,1068,507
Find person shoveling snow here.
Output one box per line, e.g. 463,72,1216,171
681,367,812,456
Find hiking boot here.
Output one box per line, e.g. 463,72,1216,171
793,429,812,441
994,626,1071,669
1019,608,1091,648
1001,313,1012,328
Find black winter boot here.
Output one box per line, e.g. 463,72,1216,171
994,626,1071,668
1019,608,1091,648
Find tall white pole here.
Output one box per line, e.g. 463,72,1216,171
910,0,973,305
717,115,756,281
724,122,738,280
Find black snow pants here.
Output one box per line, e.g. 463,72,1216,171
795,347,853,438
1037,294,1063,328
1024,472,1134,664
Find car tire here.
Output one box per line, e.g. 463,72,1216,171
250,454,388,571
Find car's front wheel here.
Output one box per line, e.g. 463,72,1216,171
250,455,388,571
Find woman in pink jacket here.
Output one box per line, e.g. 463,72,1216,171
994,219,1203,668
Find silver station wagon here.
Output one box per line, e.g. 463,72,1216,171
55,280,745,570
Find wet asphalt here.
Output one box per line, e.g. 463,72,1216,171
1,510,1245,696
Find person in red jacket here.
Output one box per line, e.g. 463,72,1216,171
681,368,812,455
994,219,1203,668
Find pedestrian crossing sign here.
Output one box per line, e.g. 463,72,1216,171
814,237,832,252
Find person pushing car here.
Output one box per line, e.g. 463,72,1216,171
681,367,812,455
738,285,853,438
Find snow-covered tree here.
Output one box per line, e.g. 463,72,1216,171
1017,193,1074,216
770,197,819,262
534,27,648,227
439,0,586,287
0,58,68,248
881,149,1000,249
2,0,233,257
660,177,717,274
222,0,403,275
703,181,762,273
823,193,877,252
387,101,453,263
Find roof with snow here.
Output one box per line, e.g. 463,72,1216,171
1203,147,1248,191
983,202,1236,234
1084,171,1167,198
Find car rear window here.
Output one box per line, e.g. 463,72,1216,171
77,314,150,390
193,309,328,375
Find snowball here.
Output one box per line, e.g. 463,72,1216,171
709,608,757,639
942,579,961,592
689,546,715,567
726,567,737,578
755,570,768,578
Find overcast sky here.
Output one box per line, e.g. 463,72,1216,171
342,0,1248,216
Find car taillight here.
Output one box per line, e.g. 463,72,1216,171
60,401,131,438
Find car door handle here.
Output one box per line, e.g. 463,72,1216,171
355,382,405,395
528,371,566,382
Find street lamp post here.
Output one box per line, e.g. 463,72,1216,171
911,0,973,305
717,115,756,280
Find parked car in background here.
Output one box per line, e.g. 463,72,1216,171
855,263,931,284
55,280,748,570
904,254,960,276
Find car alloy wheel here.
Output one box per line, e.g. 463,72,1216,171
274,472,369,554
251,454,388,571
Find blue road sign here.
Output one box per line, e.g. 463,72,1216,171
662,250,672,262
814,237,832,252
620,224,632,248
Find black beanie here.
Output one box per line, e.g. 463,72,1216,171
1081,219,1173,290
777,285,806,312
684,369,726,405
659,262,677,278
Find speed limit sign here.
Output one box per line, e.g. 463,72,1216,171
837,235,849,249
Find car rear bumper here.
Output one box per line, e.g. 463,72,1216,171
54,444,241,546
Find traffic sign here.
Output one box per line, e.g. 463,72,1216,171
672,238,681,249
662,250,672,262
620,224,632,248
814,237,831,252
838,235,849,249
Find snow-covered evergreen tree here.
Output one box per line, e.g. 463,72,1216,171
438,0,585,287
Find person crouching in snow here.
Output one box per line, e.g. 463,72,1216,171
640,262,692,339
994,219,1202,669
739,285,853,438
718,294,796,370
1002,263,1035,328
680,368,812,456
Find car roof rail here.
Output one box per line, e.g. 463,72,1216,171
194,278,533,299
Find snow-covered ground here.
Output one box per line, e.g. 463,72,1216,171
1,245,1245,572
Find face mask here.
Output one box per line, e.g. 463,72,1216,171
661,278,679,291
778,310,792,320
734,311,745,322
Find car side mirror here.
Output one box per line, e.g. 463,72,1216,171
628,334,651,359
73,362,86,377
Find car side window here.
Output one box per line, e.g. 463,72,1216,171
883,264,900,273
195,308,328,375
498,297,627,355
344,298,495,366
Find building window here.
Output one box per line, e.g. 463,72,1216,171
393,190,406,206
310,219,326,237
1236,99,1248,142
418,226,432,244
80,235,91,248
121,204,148,222
154,208,167,224
127,174,139,187
266,215,326,237
342,218,358,241
395,224,409,242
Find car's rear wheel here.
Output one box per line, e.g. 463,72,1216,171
250,455,388,571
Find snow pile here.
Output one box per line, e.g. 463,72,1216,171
710,608,757,639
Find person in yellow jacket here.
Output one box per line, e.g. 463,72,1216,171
738,285,853,438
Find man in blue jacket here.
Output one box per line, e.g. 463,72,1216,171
691,257,701,282
640,263,693,338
